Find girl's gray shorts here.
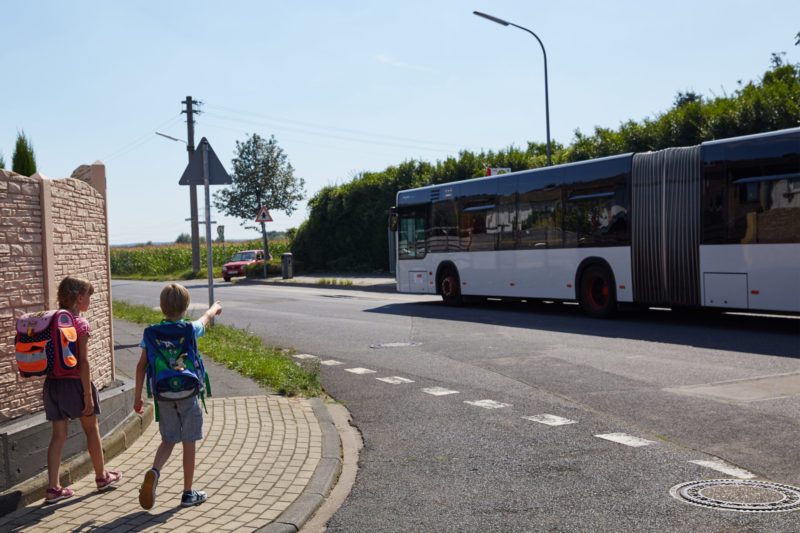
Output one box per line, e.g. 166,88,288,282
156,396,203,443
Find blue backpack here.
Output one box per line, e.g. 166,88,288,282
143,320,211,421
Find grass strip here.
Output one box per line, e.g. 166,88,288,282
112,300,322,397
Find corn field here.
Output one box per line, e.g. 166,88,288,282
110,240,290,276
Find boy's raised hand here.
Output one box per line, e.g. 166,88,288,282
134,397,144,414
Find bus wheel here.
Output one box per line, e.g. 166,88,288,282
440,269,463,306
579,265,617,318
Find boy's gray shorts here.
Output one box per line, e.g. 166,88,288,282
156,396,203,443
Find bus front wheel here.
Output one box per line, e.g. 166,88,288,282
440,270,463,307
579,265,617,318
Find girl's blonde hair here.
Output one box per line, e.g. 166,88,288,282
160,283,191,319
57,276,94,310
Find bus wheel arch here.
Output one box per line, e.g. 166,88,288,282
575,259,618,318
436,262,463,306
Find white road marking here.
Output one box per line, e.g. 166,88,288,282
376,376,415,384
595,433,655,447
292,353,318,360
344,367,376,374
421,387,460,396
464,399,511,409
320,360,344,366
689,459,755,479
523,414,577,426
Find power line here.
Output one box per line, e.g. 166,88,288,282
203,103,480,152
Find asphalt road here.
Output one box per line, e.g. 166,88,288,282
111,279,800,532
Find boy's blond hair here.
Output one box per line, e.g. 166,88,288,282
57,276,94,310
160,283,191,319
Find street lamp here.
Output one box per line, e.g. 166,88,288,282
155,131,187,144
155,131,201,273
473,11,552,166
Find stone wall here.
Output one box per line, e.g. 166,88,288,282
0,164,114,422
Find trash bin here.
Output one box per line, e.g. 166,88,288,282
281,253,293,279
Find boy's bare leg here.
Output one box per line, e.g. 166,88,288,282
47,420,68,488
80,415,106,478
153,441,176,471
182,441,196,491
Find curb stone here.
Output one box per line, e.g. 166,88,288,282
256,397,342,533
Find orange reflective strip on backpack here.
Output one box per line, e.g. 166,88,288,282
15,342,48,373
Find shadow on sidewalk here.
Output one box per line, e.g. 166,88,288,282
70,507,182,532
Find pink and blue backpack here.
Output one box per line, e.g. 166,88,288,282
14,310,79,377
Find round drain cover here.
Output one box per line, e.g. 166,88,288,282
670,479,800,513
369,341,421,349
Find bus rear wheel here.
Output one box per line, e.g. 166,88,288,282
440,269,463,307
579,265,617,318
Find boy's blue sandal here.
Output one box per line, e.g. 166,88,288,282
181,489,207,507
139,468,159,510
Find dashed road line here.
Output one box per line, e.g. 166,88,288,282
464,399,511,409
344,368,377,374
320,359,344,366
689,459,755,479
523,414,577,426
292,353,318,360
376,376,415,384
421,387,460,396
595,433,655,447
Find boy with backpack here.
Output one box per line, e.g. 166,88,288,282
133,283,222,509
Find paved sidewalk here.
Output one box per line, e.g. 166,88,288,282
0,319,341,533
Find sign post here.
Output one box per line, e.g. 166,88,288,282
255,206,273,279
179,137,232,315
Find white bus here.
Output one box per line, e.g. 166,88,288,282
392,127,800,317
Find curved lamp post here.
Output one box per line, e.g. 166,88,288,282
473,11,552,166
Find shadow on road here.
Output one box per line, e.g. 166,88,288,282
365,299,800,359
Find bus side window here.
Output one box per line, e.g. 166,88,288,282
727,137,800,244
519,188,562,249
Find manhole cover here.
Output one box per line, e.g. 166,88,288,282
369,341,422,349
670,479,800,513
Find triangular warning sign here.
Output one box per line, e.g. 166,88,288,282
255,206,273,223
179,137,233,185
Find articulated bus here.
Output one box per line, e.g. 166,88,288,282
392,127,800,317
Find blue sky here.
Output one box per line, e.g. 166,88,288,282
2,1,798,245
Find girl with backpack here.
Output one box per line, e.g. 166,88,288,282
43,276,121,503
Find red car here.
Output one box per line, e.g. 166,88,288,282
221,250,271,281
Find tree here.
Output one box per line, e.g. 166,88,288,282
0,151,5,169
214,134,305,225
12,131,36,176
175,233,191,244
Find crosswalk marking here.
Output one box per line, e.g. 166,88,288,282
689,459,755,479
320,360,344,366
421,387,460,396
523,414,577,426
344,368,376,374
464,399,511,409
595,433,655,447
376,376,415,384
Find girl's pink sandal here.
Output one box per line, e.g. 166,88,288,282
45,486,74,504
96,470,122,491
